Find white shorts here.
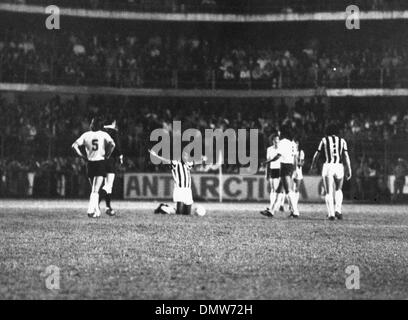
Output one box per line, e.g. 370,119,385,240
173,186,194,205
293,167,303,180
322,163,344,180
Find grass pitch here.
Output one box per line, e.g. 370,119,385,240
0,200,407,300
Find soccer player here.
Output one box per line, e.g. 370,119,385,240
392,158,407,202
263,127,299,218
149,149,205,215
101,118,124,216
260,133,281,217
292,137,305,210
72,117,115,218
310,124,352,220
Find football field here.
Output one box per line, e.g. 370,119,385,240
0,200,407,300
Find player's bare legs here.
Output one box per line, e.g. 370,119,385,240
334,177,344,219
323,175,335,220
271,180,285,213
276,180,286,211
269,177,280,211
293,178,301,212
283,175,299,217
88,176,104,217
270,176,298,217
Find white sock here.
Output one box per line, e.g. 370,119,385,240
278,192,285,208
335,190,343,214
294,191,299,207
272,192,285,213
288,192,299,215
269,191,277,210
90,192,100,215
87,193,94,214
325,194,335,217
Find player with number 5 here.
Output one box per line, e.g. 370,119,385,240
72,117,115,218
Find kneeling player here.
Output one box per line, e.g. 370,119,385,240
310,124,352,220
72,117,115,218
149,149,205,215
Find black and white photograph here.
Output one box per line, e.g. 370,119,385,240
0,0,407,306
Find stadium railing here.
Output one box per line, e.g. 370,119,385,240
1,64,407,90
5,0,408,13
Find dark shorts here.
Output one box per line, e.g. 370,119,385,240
280,163,295,177
87,160,106,179
105,158,117,174
267,169,281,179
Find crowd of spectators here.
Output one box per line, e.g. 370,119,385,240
6,0,408,13
0,94,407,200
1,26,407,89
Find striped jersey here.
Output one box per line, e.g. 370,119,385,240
317,135,348,164
171,160,193,188
103,125,122,158
296,149,305,168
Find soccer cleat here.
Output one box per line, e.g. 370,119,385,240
88,212,100,219
328,216,335,221
154,203,165,214
335,212,343,220
105,208,116,216
260,209,273,218
288,212,299,219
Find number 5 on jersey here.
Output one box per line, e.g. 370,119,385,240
92,139,99,151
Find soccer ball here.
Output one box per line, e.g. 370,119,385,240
194,205,206,217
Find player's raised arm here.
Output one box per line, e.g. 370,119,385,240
148,149,172,165
191,155,208,167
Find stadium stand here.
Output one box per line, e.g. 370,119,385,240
0,14,407,89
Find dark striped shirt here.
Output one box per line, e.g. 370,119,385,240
171,160,193,188
317,135,348,164
103,125,122,158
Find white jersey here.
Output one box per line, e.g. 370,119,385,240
74,130,115,161
266,145,280,169
278,138,297,164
